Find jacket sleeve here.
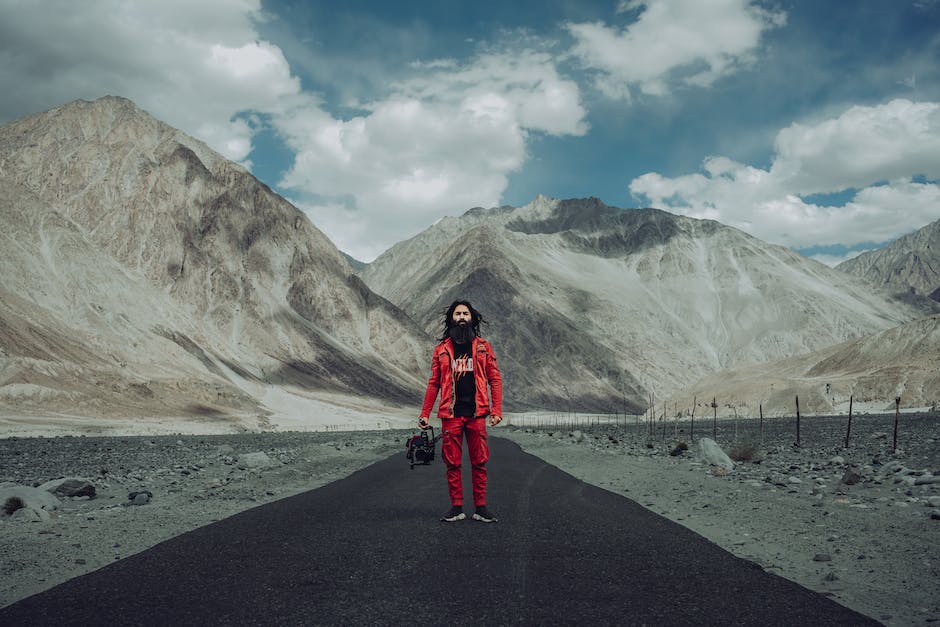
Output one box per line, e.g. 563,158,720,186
486,342,503,416
419,348,441,418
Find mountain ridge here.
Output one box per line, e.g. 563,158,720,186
837,217,940,305
0,96,430,429
3,96,934,425
362,195,923,411
673,312,940,416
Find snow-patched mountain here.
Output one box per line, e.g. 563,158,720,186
362,196,922,412
674,313,940,416
838,217,940,305
0,96,429,428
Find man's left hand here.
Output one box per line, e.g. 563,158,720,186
489,414,502,427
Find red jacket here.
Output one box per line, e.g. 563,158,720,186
420,337,503,419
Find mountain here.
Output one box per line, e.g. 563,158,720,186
837,218,940,305
342,252,367,273
0,96,429,429
361,196,923,412
0,175,260,421
672,313,940,416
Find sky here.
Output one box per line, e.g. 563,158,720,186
1,1,938,264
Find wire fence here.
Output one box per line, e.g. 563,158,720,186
506,413,639,430
309,399,938,453
318,421,401,432
505,404,939,452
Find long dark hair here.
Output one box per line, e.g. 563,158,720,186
438,300,486,341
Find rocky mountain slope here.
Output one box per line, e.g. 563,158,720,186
362,196,924,412
673,313,940,416
838,217,940,305
0,97,429,429
0,176,261,421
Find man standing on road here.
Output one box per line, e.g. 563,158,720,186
419,300,503,523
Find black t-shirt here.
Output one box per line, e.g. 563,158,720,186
452,340,476,417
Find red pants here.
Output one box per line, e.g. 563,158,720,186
441,416,489,507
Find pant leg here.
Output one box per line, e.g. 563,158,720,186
464,417,490,507
440,418,464,506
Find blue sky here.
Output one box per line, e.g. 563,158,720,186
1,1,938,262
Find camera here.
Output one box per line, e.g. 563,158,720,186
406,426,437,469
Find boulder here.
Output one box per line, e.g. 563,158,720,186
39,478,96,498
697,438,734,471
1,485,61,515
9,507,51,523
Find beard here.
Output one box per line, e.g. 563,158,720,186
448,321,475,344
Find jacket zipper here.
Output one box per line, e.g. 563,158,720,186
447,343,456,418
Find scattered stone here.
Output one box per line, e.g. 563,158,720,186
236,452,275,469
813,554,832,562
669,442,689,456
841,470,862,486
128,490,153,505
823,572,839,582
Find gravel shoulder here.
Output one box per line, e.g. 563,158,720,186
1,414,938,626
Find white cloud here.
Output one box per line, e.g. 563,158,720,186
565,0,786,99
0,0,300,162
771,99,940,193
630,99,940,249
0,1,590,262
276,50,588,260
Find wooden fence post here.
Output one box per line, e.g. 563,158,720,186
893,396,900,453
661,402,667,442
759,403,764,447
844,395,853,448
795,395,801,447
711,397,717,439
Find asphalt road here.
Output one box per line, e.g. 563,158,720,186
0,436,879,626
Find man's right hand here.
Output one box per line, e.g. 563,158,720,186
418,418,430,430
